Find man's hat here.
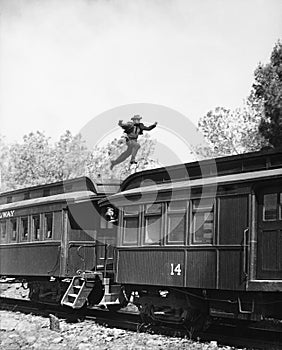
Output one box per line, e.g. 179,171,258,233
131,115,142,120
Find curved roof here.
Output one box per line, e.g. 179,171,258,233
100,167,282,206
0,190,98,212
120,149,282,191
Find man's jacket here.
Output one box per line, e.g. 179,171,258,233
118,121,156,140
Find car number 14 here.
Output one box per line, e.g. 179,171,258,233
170,263,182,276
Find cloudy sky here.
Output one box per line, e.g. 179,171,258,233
0,0,281,160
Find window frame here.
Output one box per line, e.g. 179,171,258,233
44,212,54,240
31,214,41,241
121,205,140,246
20,216,29,242
165,200,188,246
263,192,281,222
190,198,215,246
9,218,18,243
0,220,7,244
143,203,163,246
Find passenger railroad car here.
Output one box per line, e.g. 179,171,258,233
100,149,282,329
0,177,120,308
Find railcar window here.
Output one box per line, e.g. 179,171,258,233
123,206,139,215
20,217,29,241
44,213,53,239
0,221,7,243
122,205,139,245
144,204,162,245
263,193,278,221
10,219,17,242
167,201,187,245
146,203,162,213
100,216,114,229
192,199,214,244
280,193,282,220
32,215,40,240
123,217,138,245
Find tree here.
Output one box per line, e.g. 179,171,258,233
253,41,282,148
0,135,9,191
7,132,52,189
50,130,90,181
1,130,160,191
86,134,160,181
196,102,267,158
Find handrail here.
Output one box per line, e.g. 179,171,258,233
242,228,249,279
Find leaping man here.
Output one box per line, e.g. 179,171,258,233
110,115,158,170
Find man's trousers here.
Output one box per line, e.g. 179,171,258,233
112,139,141,166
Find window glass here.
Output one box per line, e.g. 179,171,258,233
144,216,161,245
10,219,17,241
44,213,53,239
168,200,187,211
0,221,7,243
32,215,40,240
263,193,277,221
192,199,214,244
193,198,214,210
193,212,213,244
123,206,139,215
167,214,185,244
145,203,162,213
21,217,29,241
123,217,138,245
100,216,114,229
279,193,282,220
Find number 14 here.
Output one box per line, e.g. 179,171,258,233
170,263,182,276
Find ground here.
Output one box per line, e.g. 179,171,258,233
0,283,244,350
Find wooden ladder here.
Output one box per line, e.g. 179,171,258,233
61,275,98,309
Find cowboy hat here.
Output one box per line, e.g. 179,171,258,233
131,115,142,120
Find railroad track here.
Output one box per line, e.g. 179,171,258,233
1,296,282,349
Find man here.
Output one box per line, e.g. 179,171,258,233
110,115,157,170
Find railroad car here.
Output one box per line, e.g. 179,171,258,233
100,149,282,330
0,177,121,309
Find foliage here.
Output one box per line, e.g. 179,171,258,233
50,131,90,181
0,131,159,191
196,102,267,158
86,133,160,181
252,41,282,148
0,136,9,191
196,41,282,157
6,132,52,190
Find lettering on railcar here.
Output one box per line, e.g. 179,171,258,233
0,210,15,219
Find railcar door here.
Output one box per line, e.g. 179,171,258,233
257,187,282,279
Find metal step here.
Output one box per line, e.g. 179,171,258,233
61,276,94,309
68,293,79,299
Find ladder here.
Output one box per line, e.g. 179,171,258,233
61,272,102,309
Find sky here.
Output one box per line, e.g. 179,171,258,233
0,0,281,164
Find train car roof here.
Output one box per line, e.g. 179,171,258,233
0,176,120,205
120,148,282,191
0,190,103,212
100,167,282,205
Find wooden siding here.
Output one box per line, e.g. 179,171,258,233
185,250,216,288
117,249,185,286
218,249,245,289
218,195,248,245
0,242,61,276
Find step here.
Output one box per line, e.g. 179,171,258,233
73,285,82,290
68,294,78,299
63,301,75,307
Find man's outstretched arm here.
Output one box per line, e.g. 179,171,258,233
141,122,158,131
